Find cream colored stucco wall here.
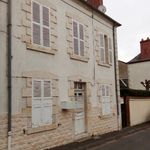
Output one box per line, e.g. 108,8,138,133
130,99,150,126
0,0,7,114
128,61,150,90
8,0,119,114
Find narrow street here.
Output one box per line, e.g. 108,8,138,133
51,123,150,150
90,126,150,150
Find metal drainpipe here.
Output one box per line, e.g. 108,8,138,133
7,0,12,149
113,26,120,130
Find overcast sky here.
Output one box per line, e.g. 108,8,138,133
104,0,150,62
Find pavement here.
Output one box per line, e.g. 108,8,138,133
49,122,150,150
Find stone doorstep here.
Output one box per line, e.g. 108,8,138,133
49,122,150,150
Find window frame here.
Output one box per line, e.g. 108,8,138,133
32,79,52,128
100,84,111,116
72,19,85,57
31,1,51,48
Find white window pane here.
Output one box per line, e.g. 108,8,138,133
80,41,84,56
73,21,78,38
43,27,50,47
33,24,41,45
43,6,49,26
32,2,40,23
79,24,84,40
44,81,51,97
74,38,79,55
33,81,41,97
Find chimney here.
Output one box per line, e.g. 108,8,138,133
140,37,150,60
87,0,103,9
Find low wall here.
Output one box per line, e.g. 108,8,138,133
129,98,150,126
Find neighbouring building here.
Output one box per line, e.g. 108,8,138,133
118,60,128,89
0,0,121,149
128,38,150,90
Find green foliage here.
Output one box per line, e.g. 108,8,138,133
120,88,150,97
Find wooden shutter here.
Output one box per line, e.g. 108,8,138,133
104,35,109,64
32,2,41,45
33,2,40,23
108,38,113,64
42,81,52,124
79,24,84,56
73,21,79,55
101,85,111,115
42,6,50,47
32,80,42,127
100,33,105,63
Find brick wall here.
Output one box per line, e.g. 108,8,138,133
140,38,150,60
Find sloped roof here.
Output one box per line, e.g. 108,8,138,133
128,53,150,64
79,0,121,27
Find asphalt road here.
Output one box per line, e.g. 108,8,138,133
91,127,150,150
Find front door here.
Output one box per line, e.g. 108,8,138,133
74,82,86,135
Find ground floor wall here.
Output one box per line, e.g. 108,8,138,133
0,109,119,150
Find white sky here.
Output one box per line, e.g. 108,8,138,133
104,0,150,62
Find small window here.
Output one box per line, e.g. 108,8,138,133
73,20,84,56
99,34,110,65
32,79,52,128
100,84,111,115
32,1,50,47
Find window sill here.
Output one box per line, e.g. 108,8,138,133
99,113,115,119
25,123,57,135
27,43,56,55
98,63,111,68
70,54,89,62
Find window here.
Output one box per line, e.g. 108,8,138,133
73,20,84,56
32,1,50,47
32,79,52,128
99,34,112,65
108,37,113,64
101,84,111,115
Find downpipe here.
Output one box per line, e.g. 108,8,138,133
7,0,12,149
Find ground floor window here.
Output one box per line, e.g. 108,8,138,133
32,79,52,128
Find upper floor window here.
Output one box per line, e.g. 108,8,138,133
99,33,112,65
32,1,50,47
73,20,84,56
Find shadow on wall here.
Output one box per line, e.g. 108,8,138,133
146,111,150,122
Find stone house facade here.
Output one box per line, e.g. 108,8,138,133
128,38,150,90
0,0,121,149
